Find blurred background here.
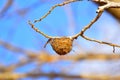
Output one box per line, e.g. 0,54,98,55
0,0,120,80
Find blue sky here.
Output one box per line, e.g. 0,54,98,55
0,0,120,80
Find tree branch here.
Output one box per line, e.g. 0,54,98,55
72,0,120,52
34,0,81,23
28,0,120,54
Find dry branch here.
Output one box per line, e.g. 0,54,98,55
0,0,13,18
34,0,81,23
1,38,120,79
28,0,120,54
1,0,120,80
0,72,120,80
28,21,53,38
1,39,120,61
94,0,120,21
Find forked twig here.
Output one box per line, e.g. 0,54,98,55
28,0,120,54
34,0,81,23
29,0,81,39
72,4,120,51
72,10,103,39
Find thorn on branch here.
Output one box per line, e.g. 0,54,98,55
113,46,115,53
44,39,52,48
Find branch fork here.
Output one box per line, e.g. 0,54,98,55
28,0,120,55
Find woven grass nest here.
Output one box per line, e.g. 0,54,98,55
49,37,73,55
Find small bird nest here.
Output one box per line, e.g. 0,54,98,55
28,21,78,55
46,37,73,55
28,0,120,55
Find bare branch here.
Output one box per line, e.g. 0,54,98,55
92,0,109,3
79,2,120,49
28,21,53,38
81,35,120,48
0,39,25,53
28,0,120,54
72,10,103,39
93,0,120,21
97,2,120,13
1,72,120,80
71,1,120,52
34,0,81,23
0,0,13,18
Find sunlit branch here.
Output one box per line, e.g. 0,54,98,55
28,21,53,38
34,0,81,23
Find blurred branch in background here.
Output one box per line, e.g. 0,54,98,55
29,0,120,54
1,39,120,61
0,0,120,80
1,72,120,80
0,0,13,18
0,39,120,79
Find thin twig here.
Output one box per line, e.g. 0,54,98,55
28,21,53,38
81,35,120,47
72,10,103,39
72,5,120,51
29,0,120,53
34,0,81,23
